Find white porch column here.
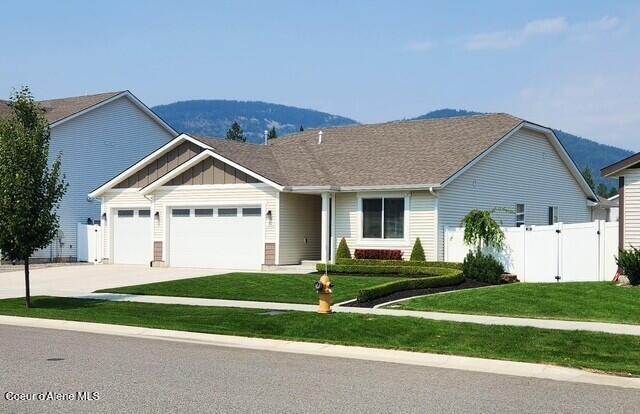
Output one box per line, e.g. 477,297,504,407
321,192,329,263
330,194,336,264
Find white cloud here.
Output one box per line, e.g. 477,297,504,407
404,40,435,52
523,17,568,35
465,16,618,50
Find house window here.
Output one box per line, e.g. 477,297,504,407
218,208,238,217
548,206,559,225
362,197,405,239
118,210,134,217
172,209,190,217
515,204,525,227
138,210,151,217
195,208,214,217
242,207,262,217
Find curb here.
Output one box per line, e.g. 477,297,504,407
1,315,638,390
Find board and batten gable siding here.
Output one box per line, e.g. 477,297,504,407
35,96,174,260
278,193,322,264
333,191,438,261
437,127,591,260
100,184,279,263
622,168,640,249
166,158,261,186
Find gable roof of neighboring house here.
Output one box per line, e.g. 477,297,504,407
0,90,177,135
90,113,597,199
601,152,640,177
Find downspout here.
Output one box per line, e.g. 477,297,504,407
429,187,439,261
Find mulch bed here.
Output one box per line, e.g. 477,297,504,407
342,279,491,308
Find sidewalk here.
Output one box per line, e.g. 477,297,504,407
2,315,638,389
70,292,640,336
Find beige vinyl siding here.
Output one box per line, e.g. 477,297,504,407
334,191,437,260
437,127,591,259
623,169,640,248
278,193,322,264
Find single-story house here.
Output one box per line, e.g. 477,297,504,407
89,113,597,269
602,154,640,249
0,91,177,261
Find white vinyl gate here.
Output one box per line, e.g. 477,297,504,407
444,220,618,282
77,223,103,263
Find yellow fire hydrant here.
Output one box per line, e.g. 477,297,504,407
314,273,333,314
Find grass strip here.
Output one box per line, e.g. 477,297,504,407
97,272,402,304
396,282,640,325
1,296,639,376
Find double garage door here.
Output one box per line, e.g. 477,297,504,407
111,206,264,269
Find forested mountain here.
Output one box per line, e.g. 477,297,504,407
152,100,357,143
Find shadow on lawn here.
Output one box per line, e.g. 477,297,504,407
29,297,107,310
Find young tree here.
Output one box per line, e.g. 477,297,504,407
461,209,505,253
409,238,426,261
267,126,277,140
225,121,245,142
0,86,67,308
581,167,596,191
336,238,351,260
299,125,304,132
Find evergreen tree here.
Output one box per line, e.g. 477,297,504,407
267,126,277,140
608,186,619,198
410,238,426,261
596,183,609,198
0,86,68,308
336,238,351,260
581,167,596,191
299,125,304,132
225,121,245,142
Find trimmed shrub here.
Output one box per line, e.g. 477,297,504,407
354,249,403,260
462,251,504,284
336,238,351,260
409,238,426,262
616,246,640,285
316,263,462,277
335,258,462,270
357,273,465,302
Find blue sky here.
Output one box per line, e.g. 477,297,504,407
2,1,639,150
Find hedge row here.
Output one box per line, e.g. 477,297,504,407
336,258,463,270
357,273,465,302
316,263,463,277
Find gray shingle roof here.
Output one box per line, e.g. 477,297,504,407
192,113,524,188
0,91,123,124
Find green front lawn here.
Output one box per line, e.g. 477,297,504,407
2,296,640,376
395,282,640,324
97,273,402,304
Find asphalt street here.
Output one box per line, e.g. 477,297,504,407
1,324,639,413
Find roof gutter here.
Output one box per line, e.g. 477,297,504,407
284,184,442,193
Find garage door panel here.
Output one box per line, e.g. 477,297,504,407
113,209,151,265
169,207,263,269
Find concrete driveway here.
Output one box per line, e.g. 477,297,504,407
0,264,228,299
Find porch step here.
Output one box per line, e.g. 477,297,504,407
300,260,321,269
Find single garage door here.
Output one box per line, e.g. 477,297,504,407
169,206,263,269
113,209,152,264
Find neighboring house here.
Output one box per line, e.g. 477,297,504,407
591,194,619,222
603,154,640,249
0,91,177,261
89,114,597,269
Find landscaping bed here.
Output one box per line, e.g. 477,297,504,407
2,296,640,376
343,279,489,308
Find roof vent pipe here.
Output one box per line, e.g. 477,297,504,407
264,130,268,145
318,130,323,144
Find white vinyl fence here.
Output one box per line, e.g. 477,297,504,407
77,223,103,263
444,220,618,282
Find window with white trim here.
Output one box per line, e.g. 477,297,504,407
515,204,525,227
362,197,405,239
548,206,559,225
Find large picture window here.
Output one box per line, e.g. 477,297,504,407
362,197,405,239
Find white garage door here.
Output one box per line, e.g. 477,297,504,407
169,206,263,269
113,209,152,265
